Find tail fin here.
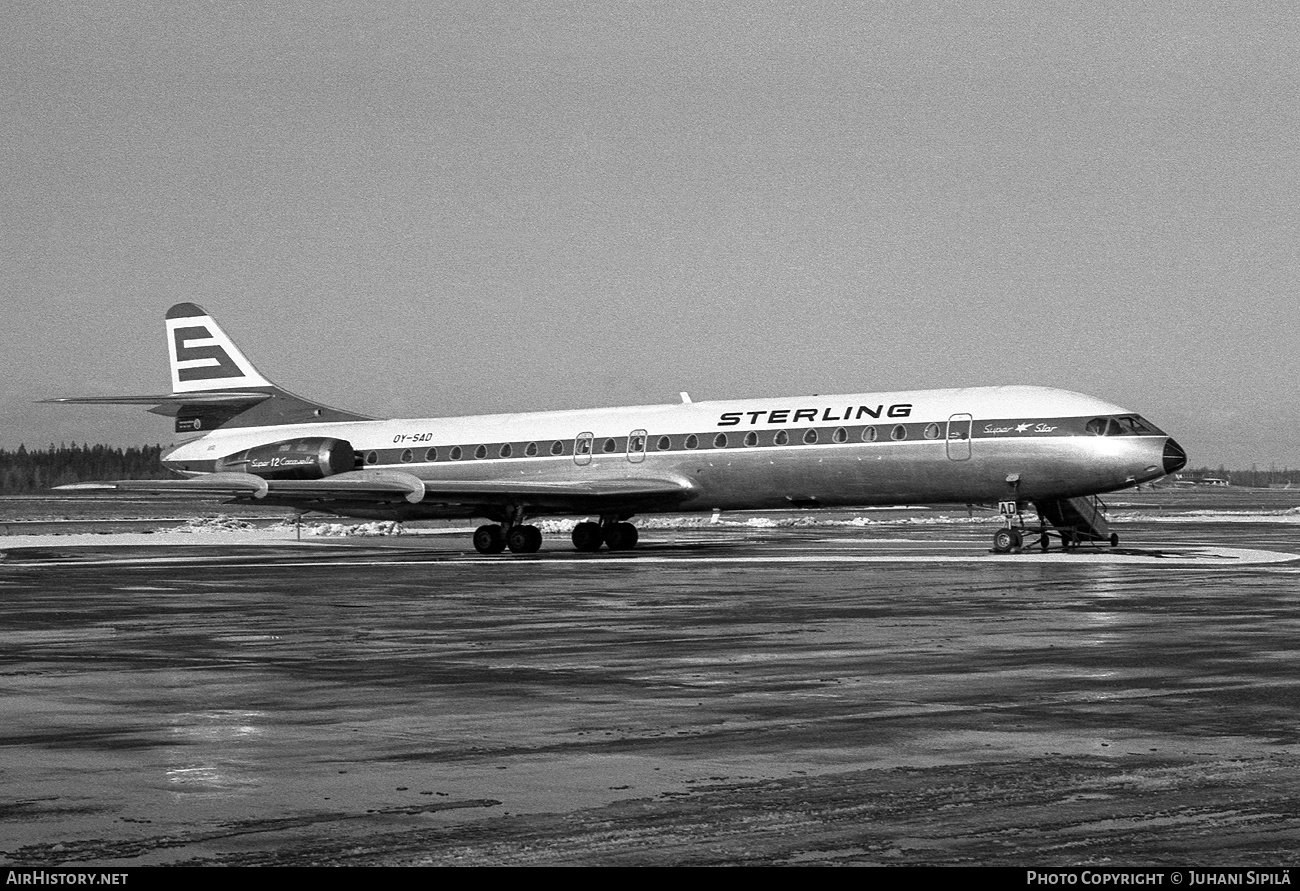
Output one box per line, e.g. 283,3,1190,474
166,302,273,393
43,303,375,431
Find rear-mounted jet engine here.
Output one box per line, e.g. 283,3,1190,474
215,437,356,480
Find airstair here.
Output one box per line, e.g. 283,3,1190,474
1032,496,1118,548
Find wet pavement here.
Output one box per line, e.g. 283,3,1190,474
2,515,1299,865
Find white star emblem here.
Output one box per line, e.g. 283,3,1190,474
1015,423,1032,432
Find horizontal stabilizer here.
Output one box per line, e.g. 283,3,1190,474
40,393,271,406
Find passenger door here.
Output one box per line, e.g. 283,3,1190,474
627,429,647,464
946,414,972,460
574,432,593,466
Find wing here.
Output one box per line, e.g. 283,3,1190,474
66,471,696,515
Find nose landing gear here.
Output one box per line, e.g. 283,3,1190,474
992,496,1121,553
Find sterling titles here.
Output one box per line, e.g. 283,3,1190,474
718,403,913,427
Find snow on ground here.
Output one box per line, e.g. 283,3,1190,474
3,504,1299,553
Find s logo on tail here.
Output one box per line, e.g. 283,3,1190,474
165,303,271,393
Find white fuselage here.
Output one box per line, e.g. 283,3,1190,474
162,385,1177,520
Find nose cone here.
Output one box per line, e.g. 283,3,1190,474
1163,438,1187,475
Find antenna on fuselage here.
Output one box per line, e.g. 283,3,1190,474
679,392,692,404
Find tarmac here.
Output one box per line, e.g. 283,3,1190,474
2,510,1299,865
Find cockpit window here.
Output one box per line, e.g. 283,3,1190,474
1089,416,1159,436
1086,417,1124,436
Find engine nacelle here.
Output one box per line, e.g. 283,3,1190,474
216,437,356,480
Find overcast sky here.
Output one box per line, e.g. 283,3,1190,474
2,1,1297,469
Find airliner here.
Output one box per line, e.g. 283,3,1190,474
46,303,1187,554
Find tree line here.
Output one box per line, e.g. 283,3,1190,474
0,444,169,494
1180,465,1297,488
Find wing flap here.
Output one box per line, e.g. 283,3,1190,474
419,477,692,501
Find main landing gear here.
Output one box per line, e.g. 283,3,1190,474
472,508,543,555
473,523,543,554
571,518,639,552
472,515,640,555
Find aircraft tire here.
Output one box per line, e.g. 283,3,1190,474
1109,533,1120,548
605,522,639,551
992,528,1018,553
572,522,604,552
507,525,543,554
473,524,506,555
1038,533,1050,551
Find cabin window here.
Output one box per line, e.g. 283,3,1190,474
279,442,293,452
602,437,617,453
803,428,818,444
365,450,378,464
923,423,941,440
525,442,538,457
832,427,847,443
862,426,877,443
891,425,908,441
629,433,645,452
450,446,463,460
657,435,672,451
499,443,513,458
774,430,789,445
550,440,564,456
474,444,488,459
714,433,728,449
400,449,413,463
743,431,758,447
685,434,699,449
424,447,438,462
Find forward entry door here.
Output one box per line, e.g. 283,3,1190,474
946,414,972,460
